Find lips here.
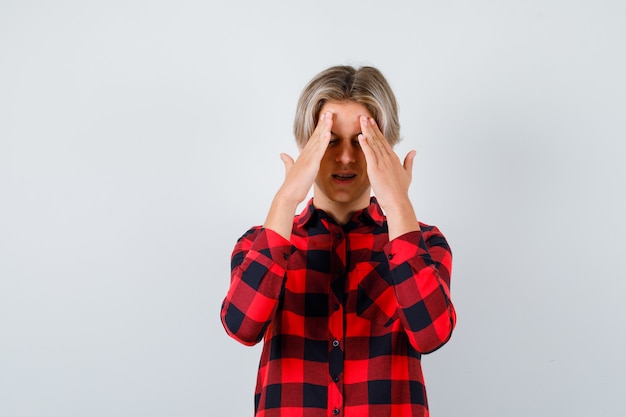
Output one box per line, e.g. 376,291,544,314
333,173,356,179
332,172,357,182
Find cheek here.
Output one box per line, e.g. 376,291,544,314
319,149,334,165
315,153,332,176
356,151,367,166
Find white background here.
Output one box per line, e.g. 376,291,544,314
1,1,625,416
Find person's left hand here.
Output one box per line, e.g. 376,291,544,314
357,116,416,213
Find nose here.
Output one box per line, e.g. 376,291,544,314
335,140,356,164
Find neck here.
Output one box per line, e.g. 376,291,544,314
312,189,371,225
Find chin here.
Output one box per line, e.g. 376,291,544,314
331,192,370,206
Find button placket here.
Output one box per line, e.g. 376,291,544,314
328,225,346,416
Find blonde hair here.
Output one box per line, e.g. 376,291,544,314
293,65,401,148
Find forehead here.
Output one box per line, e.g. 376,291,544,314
320,100,372,118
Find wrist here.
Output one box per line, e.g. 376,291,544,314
383,200,421,240
263,191,301,241
273,187,303,209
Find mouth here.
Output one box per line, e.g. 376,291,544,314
332,173,357,182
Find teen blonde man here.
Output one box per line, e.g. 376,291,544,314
221,65,456,417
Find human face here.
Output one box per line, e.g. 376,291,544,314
313,101,372,223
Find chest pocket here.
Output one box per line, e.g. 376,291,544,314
351,261,398,327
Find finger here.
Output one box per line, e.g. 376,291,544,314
403,150,417,174
359,115,375,140
366,117,394,154
280,153,294,175
360,116,388,156
320,112,333,141
308,111,333,150
316,112,333,136
357,133,377,166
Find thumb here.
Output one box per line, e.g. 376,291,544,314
403,150,417,174
279,153,294,175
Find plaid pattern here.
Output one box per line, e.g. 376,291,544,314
221,198,456,417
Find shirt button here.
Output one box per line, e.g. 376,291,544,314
332,340,340,347
333,408,340,415
388,253,394,260
336,233,343,240
333,376,339,382
334,304,340,311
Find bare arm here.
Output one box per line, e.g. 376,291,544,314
357,116,420,240
264,112,333,239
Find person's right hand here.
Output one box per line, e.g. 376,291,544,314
276,111,333,204
263,112,333,240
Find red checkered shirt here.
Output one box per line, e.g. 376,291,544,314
221,198,456,417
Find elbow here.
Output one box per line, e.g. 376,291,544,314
412,310,456,354
220,301,266,346
416,325,454,354
223,321,266,347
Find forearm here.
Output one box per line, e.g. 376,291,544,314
394,264,456,353
383,196,421,240
385,229,456,353
221,228,291,345
263,189,300,241
221,274,283,345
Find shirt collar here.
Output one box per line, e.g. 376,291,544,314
295,197,385,228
